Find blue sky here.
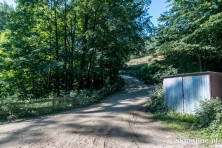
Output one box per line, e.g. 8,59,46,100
0,0,15,6
149,0,169,26
1,0,169,26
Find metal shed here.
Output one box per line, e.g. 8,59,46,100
163,72,222,114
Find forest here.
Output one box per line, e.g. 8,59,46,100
122,0,222,86
1,0,222,144
0,0,151,103
0,0,222,106
155,0,222,74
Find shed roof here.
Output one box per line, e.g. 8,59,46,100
162,71,222,79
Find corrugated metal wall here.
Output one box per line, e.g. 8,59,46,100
183,75,211,114
163,77,183,113
163,74,212,114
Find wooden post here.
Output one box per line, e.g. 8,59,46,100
52,99,55,112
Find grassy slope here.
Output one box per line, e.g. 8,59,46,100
121,56,169,85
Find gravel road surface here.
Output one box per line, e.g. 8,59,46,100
0,75,198,148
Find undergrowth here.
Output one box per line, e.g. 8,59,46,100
0,78,124,121
147,85,222,145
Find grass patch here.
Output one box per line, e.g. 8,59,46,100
147,85,222,146
153,111,222,146
153,111,196,133
126,56,152,66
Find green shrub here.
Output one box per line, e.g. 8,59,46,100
148,86,222,140
147,84,168,113
206,100,222,139
191,99,222,139
193,99,222,129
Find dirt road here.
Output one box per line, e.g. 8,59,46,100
0,76,198,148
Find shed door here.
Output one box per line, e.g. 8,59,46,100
163,77,183,113
183,75,211,114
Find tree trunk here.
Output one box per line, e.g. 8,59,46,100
47,0,53,93
54,0,60,96
78,13,89,92
69,13,76,90
87,11,97,90
198,55,202,72
64,0,68,92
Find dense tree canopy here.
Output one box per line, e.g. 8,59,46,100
0,0,151,100
155,0,222,73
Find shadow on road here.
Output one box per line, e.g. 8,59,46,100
0,76,170,147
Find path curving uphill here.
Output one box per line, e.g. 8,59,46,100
0,76,198,148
